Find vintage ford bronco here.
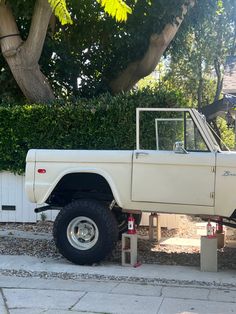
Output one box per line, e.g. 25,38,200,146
25,108,236,264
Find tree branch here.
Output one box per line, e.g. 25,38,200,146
231,20,236,56
214,58,223,102
110,0,195,93
0,1,55,103
24,0,52,63
0,2,23,56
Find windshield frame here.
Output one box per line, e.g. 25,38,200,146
191,109,220,152
136,108,220,152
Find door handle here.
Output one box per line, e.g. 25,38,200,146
135,151,149,158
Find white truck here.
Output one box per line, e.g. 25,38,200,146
25,108,236,265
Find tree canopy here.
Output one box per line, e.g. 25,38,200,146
0,0,228,103
164,0,236,108
47,0,132,24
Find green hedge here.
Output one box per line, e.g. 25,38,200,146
0,89,187,173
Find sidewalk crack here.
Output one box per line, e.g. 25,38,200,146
0,288,10,314
156,296,164,314
69,291,87,310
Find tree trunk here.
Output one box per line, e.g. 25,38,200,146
110,1,195,94
213,15,223,102
211,119,222,149
197,54,203,110
214,58,223,102
0,1,55,103
230,20,236,56
197,77,203,110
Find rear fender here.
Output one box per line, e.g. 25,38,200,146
38,167,123,208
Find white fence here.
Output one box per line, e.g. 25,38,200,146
0,172,58,222
0,171,180,228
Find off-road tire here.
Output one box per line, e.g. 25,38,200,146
53,199,118,265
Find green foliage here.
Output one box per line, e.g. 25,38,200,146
217,117,235,150
2,0,233,106
0,65,24,105
40,212,47,222
0,89,187,174
96,0,132,22
48,0,73,25
47,0,131,25
40,0,190,98
165,0,236,107
1,0,217,101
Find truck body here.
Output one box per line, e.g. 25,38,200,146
25,108,236,264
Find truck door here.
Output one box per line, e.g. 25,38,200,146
131,110,216,206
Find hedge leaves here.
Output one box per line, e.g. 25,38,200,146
0,90,187,173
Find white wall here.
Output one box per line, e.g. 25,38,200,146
0,172,58,222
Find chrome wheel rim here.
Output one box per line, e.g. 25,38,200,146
67,216,99,250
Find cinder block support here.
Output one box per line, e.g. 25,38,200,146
200,236,218,272
122,233,138,267
149,213,161,241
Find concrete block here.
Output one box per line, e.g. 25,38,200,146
149,213,161,241
122,233,137,266
200,236,218,272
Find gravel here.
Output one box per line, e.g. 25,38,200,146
0,217,236,270
2,268,236,289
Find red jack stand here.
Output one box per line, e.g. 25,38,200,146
127,214,136,234
122,214,138,266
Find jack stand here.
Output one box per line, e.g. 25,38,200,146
149,213,161,241
121,233,138,267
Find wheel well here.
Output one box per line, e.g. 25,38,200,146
47,173,113,206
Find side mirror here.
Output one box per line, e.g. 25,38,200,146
173,141,188,154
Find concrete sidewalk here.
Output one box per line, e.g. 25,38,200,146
1,274,236,314
0,255,236,287
0,254,236,313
